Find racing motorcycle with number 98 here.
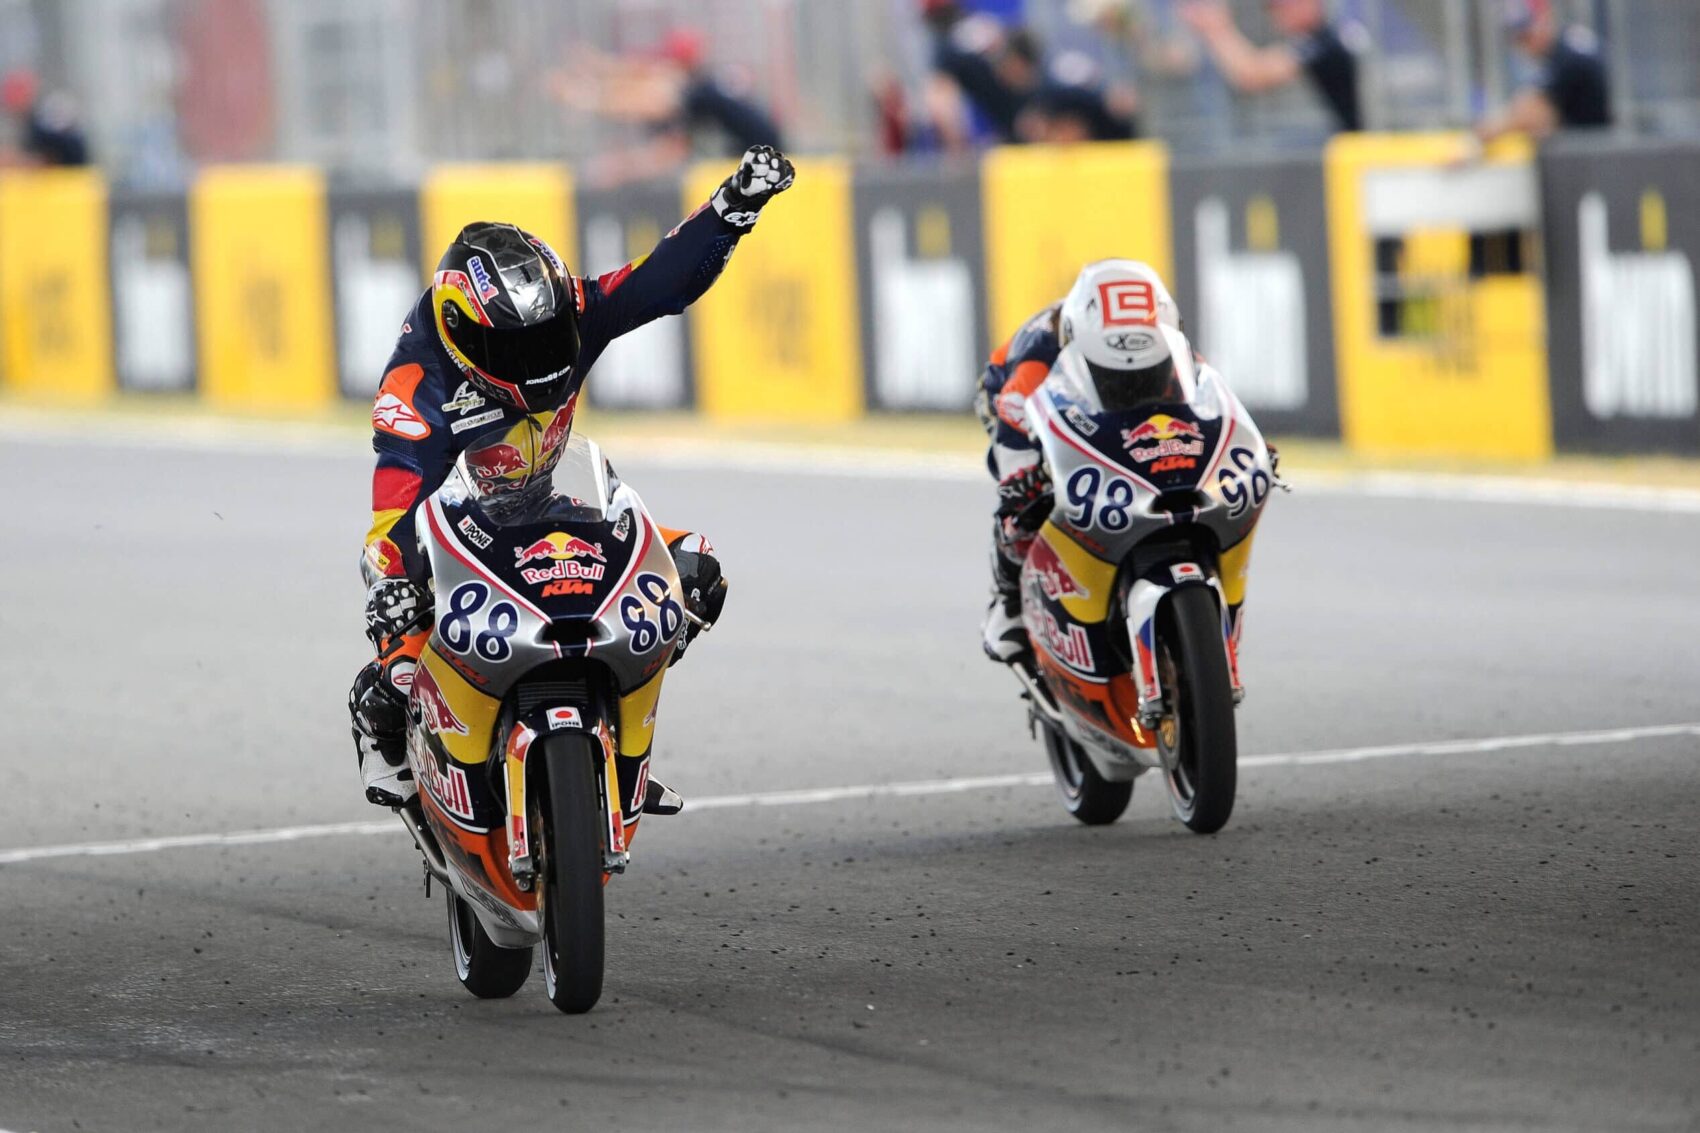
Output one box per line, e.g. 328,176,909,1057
1009,323,1276,834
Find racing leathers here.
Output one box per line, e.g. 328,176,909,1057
973,302,1062,661
352,169,770,807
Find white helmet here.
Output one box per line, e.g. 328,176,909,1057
1058,260,1184,407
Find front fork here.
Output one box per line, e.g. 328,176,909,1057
502,711,630,891
1124,561,1244,729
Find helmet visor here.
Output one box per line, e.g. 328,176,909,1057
1088,358,1183,412
447,313,581,404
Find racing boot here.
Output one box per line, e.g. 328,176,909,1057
982,587,1030,663
643,779,684,816
350,661,415,807
982,543,1030,663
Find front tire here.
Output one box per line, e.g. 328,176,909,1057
447,890,532,998
535,736,606,1014
1043,723,1133,825
1155,585,1238,834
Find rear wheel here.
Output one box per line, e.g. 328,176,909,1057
1043,722,1133,826
447,890,532,998
534,736,606,1014
1155,585,1238,834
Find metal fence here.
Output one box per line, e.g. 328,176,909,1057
9,0,1700,181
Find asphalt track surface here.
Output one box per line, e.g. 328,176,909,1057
1,427,1697,1133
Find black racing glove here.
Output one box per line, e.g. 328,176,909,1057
364,578,431,653
667,534,728,662
711,145,796,229
995,462,1053,535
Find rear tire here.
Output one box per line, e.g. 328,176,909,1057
535,736,606,1014
1156,585,1238,834
1043,723,1133,825
447,890,532,998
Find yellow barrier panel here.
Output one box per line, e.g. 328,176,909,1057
420,165,576,277
981,142,1172,347
1324,133,1552,460
684,158,863,421
191,166,335,411
0,169,114,401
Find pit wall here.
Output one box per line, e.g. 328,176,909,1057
2,134,1695,457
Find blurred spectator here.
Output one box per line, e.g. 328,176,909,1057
1021,49,1141,142
556,28,783,184
1069,0,1199,82
920,0,1035,150
1178,0,1364,133
1474,0,1611,145
2,69,90,167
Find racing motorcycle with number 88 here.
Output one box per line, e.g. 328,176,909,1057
394,417,700,1013
1009,321,1276,834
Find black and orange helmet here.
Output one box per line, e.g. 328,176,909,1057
431,222,580,412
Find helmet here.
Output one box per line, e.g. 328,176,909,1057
1059,260,1185,411
432,222,580,412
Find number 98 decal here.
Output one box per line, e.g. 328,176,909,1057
619,573,685,654
1217,448,1270,519
1063,467,1138,532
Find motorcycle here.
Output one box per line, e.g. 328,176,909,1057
391,414,698,1013
1009,333,1275,834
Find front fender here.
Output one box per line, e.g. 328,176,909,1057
502,700,627,887
1123,560,1236,723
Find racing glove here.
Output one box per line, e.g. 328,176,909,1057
995,462,1054,536
668,534,728,662
364,577,431,654
711,145,796,229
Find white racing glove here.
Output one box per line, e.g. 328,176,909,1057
711,145,796,229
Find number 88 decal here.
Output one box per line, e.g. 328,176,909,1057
619,573,684,654
1217,448,1270,519
439,581,520,662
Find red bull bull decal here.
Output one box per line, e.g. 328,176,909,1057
1122,414,1205,463
1027,538,1090,602
540,396,576,453
514,532,608,585
467,442,528,481
412,663,469,737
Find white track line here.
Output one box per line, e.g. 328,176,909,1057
6,413,1700,512
1,723,1693,868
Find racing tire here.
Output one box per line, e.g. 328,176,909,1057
1156,585,1237,834
535,735,606,1014
447,890,532,998
1042,722,1133,826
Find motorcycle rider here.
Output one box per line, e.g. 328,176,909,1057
351,144,796,810
976,259,1206,662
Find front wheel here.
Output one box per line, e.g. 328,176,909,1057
1043,722,1133,825
447,890,532,998
534,736,606,1014
1155,585,1238,834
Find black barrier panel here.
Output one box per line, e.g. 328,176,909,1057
109,190,194,392
328,188,423,400
1541,137,1700,454
576,180,693,410
851,162,988,412
1168,153,1338,439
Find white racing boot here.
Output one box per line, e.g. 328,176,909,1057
982,590,1030,663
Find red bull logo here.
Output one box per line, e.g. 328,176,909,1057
417,752,475,822
467,442,528,481
412,663,468,737
1122,414,1205,463
514,531,608,585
